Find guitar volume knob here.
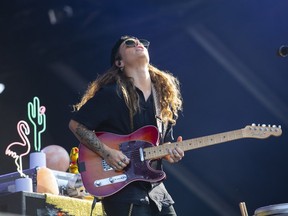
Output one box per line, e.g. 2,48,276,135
95,181,101,187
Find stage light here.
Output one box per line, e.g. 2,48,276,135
48,5,73,25
0,83,5,94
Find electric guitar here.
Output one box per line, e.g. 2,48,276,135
78,124,282,198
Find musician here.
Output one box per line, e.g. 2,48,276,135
69,35,184,216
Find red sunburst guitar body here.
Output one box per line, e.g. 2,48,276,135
78,125,162,198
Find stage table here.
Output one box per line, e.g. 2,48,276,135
0,191,104,215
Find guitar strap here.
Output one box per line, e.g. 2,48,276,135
152,84,166,144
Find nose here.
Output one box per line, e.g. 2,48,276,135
136,40,144,47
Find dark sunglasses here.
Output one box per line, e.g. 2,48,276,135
124,39,150,48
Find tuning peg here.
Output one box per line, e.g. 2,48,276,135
272,125,276,128
252,123,256,126
262,124,266,127
268,124,271,127
278,125,282,128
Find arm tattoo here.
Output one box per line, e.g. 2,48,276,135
75,123,109,158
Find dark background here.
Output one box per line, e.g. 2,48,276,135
0,0,287,215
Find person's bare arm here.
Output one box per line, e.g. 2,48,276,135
68,119,129,170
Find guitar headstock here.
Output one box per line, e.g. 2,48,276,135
243,124,282,139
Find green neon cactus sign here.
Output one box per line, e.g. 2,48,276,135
27,97,46,152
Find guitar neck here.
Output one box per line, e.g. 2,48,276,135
144,128,244,160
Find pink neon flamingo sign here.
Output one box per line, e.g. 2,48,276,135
5,120,31,177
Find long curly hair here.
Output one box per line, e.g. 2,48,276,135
73,64,183,127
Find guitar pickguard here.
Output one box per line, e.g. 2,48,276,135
119,140,165,180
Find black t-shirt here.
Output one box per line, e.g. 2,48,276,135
71,83,174,209
72,83,157,134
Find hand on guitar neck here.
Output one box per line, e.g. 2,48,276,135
164,136,184,163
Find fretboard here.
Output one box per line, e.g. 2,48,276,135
144,129,244,160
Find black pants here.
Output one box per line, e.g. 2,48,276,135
102,200,177,216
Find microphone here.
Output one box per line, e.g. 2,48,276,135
278,45,288,57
